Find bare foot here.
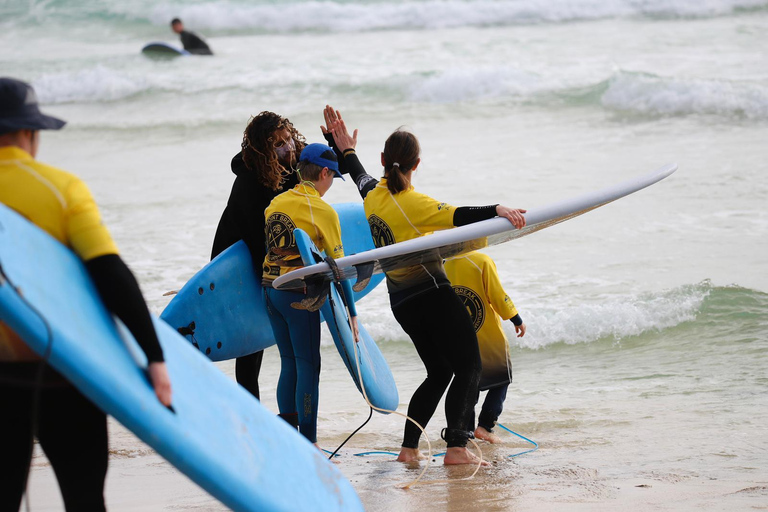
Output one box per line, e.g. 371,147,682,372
474,426,503,444
443,447,490,466
396,447,426,462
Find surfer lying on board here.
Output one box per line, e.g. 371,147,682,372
444,252,526,444
261,143,359,446
0,77,172,511
211,111,304,401
170,18,213,55
321,106,525,465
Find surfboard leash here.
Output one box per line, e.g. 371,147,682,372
326,406,373,460
0,260,55,512
341,304,442,489
321,274,435,488
497,423,539,458
323,262,485,488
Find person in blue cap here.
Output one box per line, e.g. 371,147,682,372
0,77,172,511
261,143,358,445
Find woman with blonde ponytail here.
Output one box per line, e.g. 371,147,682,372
323,106,526,466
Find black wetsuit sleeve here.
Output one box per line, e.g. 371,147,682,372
85,254,164,363
342,149,378,200
510,314,523,326
453,205,499,226
321,133,379,199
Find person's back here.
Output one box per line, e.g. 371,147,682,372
262,182,344,286
444,252,522,390
444,251,526,443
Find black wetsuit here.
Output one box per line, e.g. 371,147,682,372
327,138,500,448
211,153,299,400
180,30,213,55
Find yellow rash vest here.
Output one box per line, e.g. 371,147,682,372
363,178,456,303
444,252,519,390
262,183,344,286
0,146,118,361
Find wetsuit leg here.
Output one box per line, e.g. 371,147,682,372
477,384,509,431
265,288,322,443
0,364,36,511
37,383,108,512
265,289,298,416
235,350,264,400
392,286,482,448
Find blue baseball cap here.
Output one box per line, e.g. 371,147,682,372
0,77,66,135
299,143,344,180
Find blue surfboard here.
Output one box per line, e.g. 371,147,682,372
141,42,190,57
160,202,384,362
0,204,363,512
293,228,398,412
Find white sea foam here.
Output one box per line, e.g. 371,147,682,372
408,67,543,103
600,72,768,119
144,0,768,33
512,282,711,349
33,66,152,104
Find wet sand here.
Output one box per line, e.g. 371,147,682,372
25,422,767,511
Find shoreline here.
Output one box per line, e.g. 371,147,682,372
25,426,768,511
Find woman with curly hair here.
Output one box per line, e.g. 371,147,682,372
211,111,306,403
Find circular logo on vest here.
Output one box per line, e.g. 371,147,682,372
265,212,296,262
368,214,395,248
453,286,485,333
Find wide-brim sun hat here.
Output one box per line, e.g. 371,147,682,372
0,77,66,135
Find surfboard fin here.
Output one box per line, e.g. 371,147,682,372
352,262,374,293
290,279,329,312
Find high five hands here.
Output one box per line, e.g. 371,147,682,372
321,105,357,152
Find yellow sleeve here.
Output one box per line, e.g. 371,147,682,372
407,191,456,232
64,178,119,261
317,204,345,259
482,257,518,321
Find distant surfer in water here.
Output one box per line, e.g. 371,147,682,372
261,143,358,445
322,105,526,465
0,77,172,511
444,252,526,444
211,112,305,401
170,18,213,55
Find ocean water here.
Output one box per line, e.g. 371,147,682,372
4,0,767,509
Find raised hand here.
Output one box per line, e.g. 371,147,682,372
321,105,357,151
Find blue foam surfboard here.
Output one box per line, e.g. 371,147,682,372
293,228,398,412
160,202,384,362
141,42,190,57
0,204,363,512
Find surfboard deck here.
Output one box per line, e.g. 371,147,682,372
0,204,363,512
141,42,190,57
273,164,678,291
160,202,384,362
293,228,398,412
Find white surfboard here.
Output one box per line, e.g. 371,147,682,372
273,163,677,291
